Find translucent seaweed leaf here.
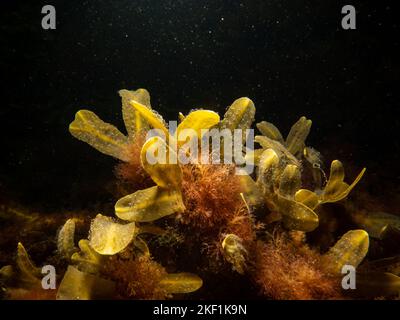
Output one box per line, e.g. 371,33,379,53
366,256,400,276
354,272,400,298
255,135,300,167
130,100,169,136
16,242,41,285
351,211,400,239
380,224,400,249
323,160,345,196
119,88,151,138
133,237,150,257
285,116,312,156
303,146,323,169
137,224,166,236
257,148,279,193
56,265,115,300
278,164,301,198
239,173,264,207
221,234,248,274
141,136,182,188
71,239,103,274
277,195,319,232
256,121,284,144
244,148,264,167
0,265,13,280
321,160,366,204
159,273,203,294
177,109,220,142
115,186,185,222
294,189,319,210
88,214,136,255
323,230,369,274
57,219,78,260
69,110,130,161
220,97,255,133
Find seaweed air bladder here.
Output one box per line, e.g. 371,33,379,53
3,88,400,300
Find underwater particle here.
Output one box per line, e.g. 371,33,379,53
159,273,203,294
322,230,369,274
221,234,248,274
57,219,78,260
115,186,185,222
57,265,115,300
88,214,136,255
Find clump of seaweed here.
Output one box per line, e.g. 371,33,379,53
102,254,168,299
252,229,342,300
3,87,400,300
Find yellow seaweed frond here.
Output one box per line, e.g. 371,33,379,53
321,160,366,204
285,116,312,156
256,121,284,144
140,136,182,189
115,186,185,222
159,273,203,294
294,160,366,209
16,243,41,286
56,265,115,300
322,230,369,274
220,97,255,134
69,110,131,161
71,239,103,274
129,99,169,137
119,88,151,138
57,219,78,261
88,214,136,255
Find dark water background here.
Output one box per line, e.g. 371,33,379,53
0,0,399,211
